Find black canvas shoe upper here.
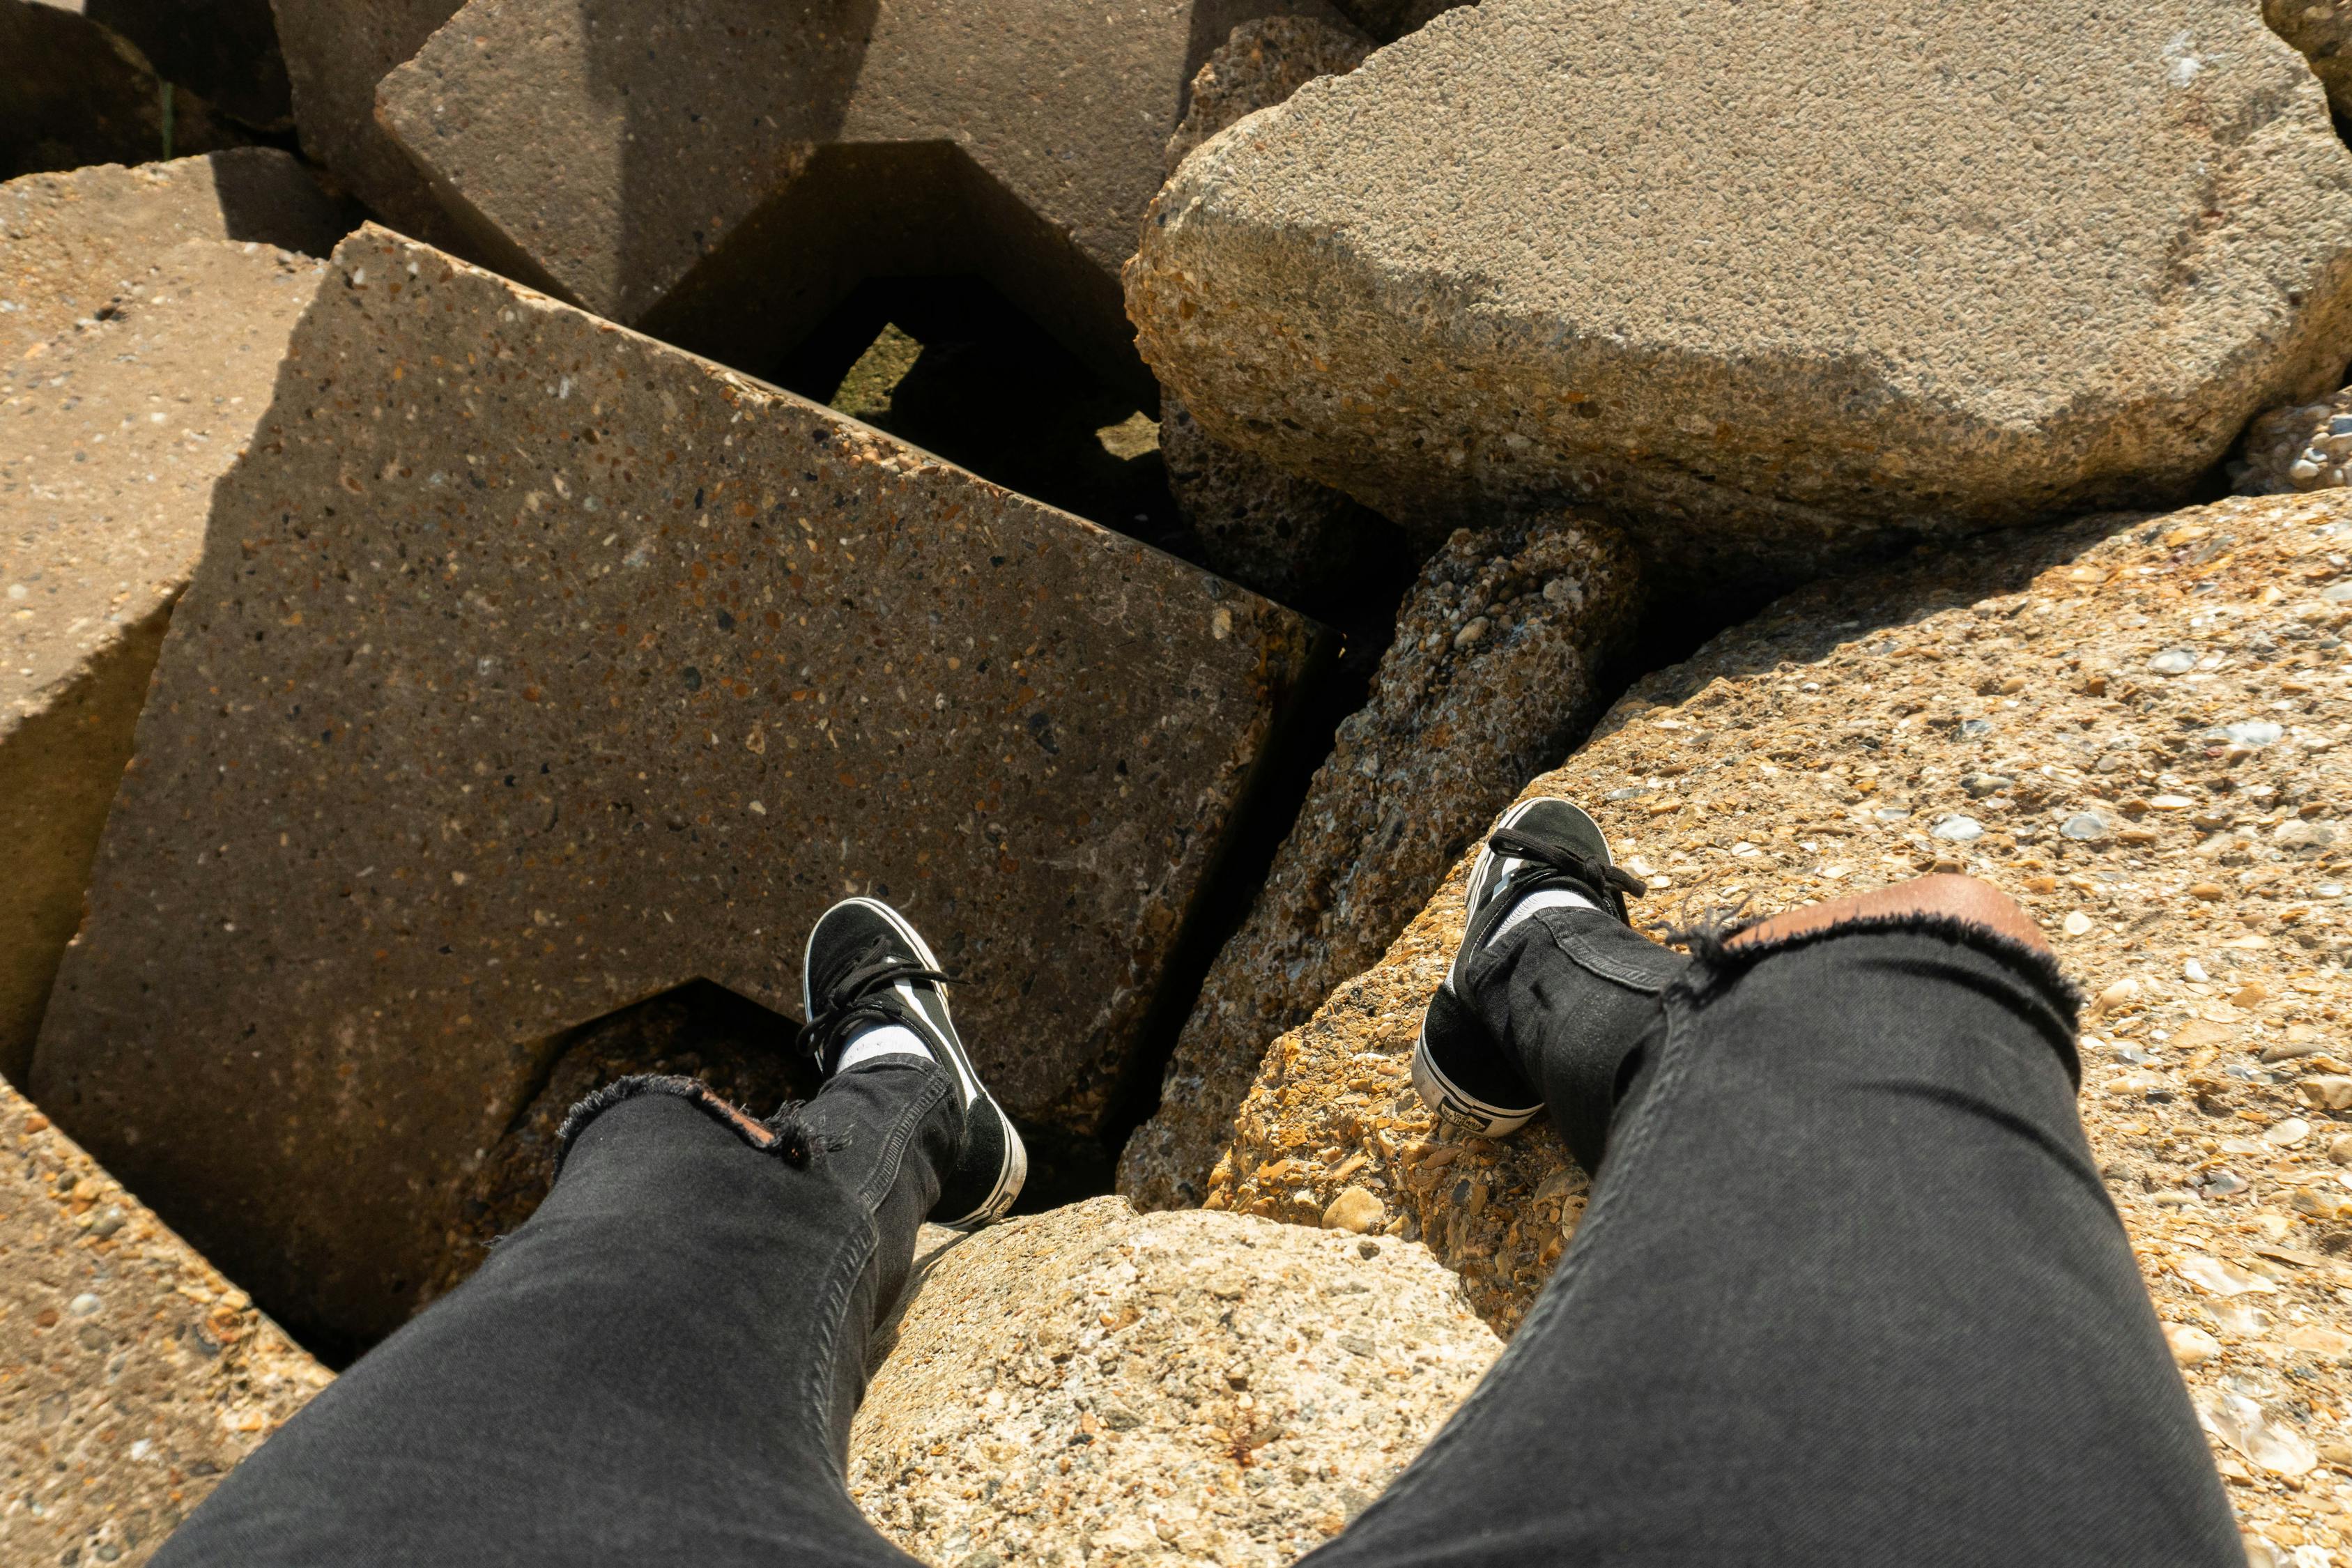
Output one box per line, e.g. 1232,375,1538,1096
1415,797,1647,1135
801,898,1026,1228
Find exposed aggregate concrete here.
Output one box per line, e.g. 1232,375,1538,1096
1204,489,2352,1558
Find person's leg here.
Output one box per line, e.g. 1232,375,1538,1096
154,1066,951,1568
1325,833,2242,1567
157,895,1027,1568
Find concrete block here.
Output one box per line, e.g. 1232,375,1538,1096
1127,0,2352,583
266,0,470,245
1,151,346,1083
31,226,1320,1348
375,0,1335,388
0,1076,328,1568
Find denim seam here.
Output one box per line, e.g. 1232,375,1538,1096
1346,967,1709,1527
797,1070,953,1461
1533,910,1682,994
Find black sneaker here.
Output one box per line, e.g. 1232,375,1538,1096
1412,797,1647,1135
801,897,1027,1228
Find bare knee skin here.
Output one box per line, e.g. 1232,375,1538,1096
1728,874,2050,956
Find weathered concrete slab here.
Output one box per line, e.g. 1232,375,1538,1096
0,1075,329,1568
1119,517,1638,1208
1158,17,1378,604
376,0,1334,388
268,0,470,246
0,0,252,179
1127,0,2352,584
1,151,345,1083
31,226,1319,1348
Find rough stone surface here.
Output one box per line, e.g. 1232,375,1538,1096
376,0,1336,387
0,1075,329,1568
2238,389,2352,497
267,0,470,245
2266,0,2352,123
1119,518,1638,1209
1162,16,1372,176
0,151,342,349
84,0,293,130
1,151,345,1082
849,1197,1500,1565
0,0,251,179
1158,18,1378,604
1127,1,2352,584
30,226,1318,1348
1161,394,1371,606
1201,488,2352,1554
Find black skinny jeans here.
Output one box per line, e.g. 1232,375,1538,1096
155,914,2243,1567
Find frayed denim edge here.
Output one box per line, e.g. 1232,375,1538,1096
551,1073,839,1179
1662,908,2085,1021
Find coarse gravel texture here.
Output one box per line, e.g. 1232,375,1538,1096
1201,488,2352,1560
1126,0,2352,585
1119,517,1639,1209
2240,387,2352,497
848,1197,1500,1567
1156,17,1380,605
0,1076,329,1568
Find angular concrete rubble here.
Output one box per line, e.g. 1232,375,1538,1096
31,225,1319,1348
1157,17,1377,604
0,1076,329,1568
1120,517,1638,1208
376,0,1335,385
850,1199,1500,1565
1128,0,2352,583
1,150,346,1082
268,0,468,246
1196,487,2352,1552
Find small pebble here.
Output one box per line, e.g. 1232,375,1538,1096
2063,911,2094,936
2149,649,2198,675
1451,617,1489,651
2330,1133,2352,1165
2265,1117,2312,1149
66,1293,100,1316
1321,1187,1385,1235
2165,1323,2221,1367
2061,813,2112,842
1930,815,1982,843
2225,721,2284,748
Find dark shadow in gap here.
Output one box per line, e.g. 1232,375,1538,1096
766,275,1204,568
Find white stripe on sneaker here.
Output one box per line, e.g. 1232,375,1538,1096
836,1024,931,1073
1488,886,1601,945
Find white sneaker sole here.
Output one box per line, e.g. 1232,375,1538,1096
1411,1022,1542,1137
